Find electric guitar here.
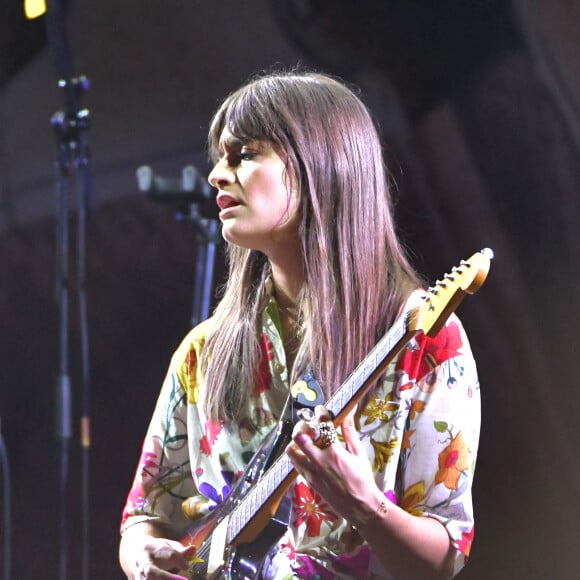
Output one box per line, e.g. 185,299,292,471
180,248,493,579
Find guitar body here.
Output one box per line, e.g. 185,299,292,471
220,496,292,580
185,494,292,579
183,407,295,579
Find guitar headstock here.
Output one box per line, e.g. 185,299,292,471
409,248,493,337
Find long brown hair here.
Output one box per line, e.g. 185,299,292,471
201,71,419,422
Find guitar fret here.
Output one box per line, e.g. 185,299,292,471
249,490,258,519
266,465,277,495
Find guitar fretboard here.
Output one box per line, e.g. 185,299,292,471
326,312,410,418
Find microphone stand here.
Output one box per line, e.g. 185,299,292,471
177,205,220,327
136,166,220,326
44,2,94,579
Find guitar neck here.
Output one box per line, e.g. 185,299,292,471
326,310,414,421
226,308,416,546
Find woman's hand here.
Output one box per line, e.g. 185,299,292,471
286,405,456,580
119,523,196,580
285,405,383,525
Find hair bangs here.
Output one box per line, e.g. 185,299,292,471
208,80,285,160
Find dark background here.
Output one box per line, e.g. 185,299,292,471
1,1,579,578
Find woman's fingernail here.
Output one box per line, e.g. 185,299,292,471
295,433,310,446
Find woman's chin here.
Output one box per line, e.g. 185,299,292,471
221,227,255,250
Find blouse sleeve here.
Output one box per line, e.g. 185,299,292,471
396,313,480,576
120,343,199,538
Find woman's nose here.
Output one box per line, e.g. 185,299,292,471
208,158,234,189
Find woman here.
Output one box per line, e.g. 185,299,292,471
119,71,480,579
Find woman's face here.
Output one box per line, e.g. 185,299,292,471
208,129,300,257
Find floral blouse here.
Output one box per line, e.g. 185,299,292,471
121,294,480,579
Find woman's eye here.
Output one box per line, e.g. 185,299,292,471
240,150,256,161
223,152,242,166
220,143,260,166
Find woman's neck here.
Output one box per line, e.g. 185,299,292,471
269,252,304,308
269,255,305,372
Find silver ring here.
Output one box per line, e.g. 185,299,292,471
315,421,337,449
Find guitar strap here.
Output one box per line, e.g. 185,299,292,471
257,368,324,490
248,371,326,577
290,368,326,422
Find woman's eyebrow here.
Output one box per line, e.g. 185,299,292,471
218,133,244,152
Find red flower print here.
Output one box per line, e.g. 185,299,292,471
139,451,158,478
187,348,197,377
292,481,336,536
396,322,463,382
254,334,274,395
199,420,223,455
457,525,475,558
279,539,295,560
178,347,199,403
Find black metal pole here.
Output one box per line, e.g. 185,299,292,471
44,1,94,578
187,206,220,327
52,109,72,580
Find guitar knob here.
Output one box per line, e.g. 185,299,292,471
182,496,212,520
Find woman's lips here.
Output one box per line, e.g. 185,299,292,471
217,194,241,219
216,194,240,210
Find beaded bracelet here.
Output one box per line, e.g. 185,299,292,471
350,498,390,531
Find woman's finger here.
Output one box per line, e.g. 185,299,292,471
314,404,333,422
136,539,193,579
340,405,365,456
